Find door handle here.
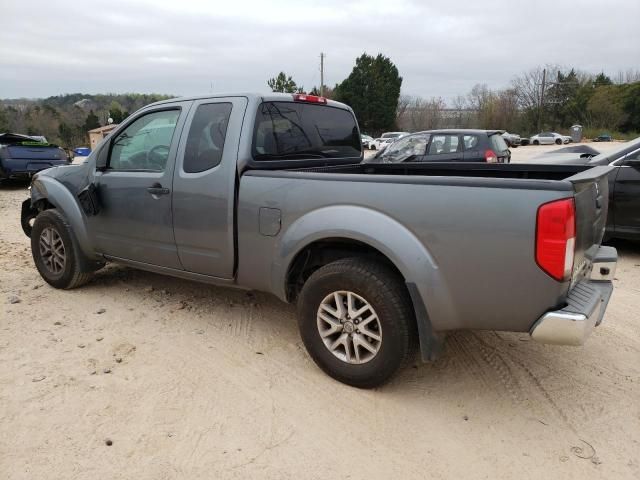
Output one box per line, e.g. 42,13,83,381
147,183,170,196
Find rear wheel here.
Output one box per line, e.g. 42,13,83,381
297,257,414,388
31,209,95,289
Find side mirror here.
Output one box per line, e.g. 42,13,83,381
95,144,109,170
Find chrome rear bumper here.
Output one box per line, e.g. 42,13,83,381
530,246,616,346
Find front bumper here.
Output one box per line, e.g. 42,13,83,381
530,246,617,346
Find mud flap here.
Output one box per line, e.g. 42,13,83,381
21,199,38,237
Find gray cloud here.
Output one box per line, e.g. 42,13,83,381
1,0,638,101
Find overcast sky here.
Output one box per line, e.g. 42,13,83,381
1,0,639,102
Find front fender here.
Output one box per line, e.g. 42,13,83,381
30,175,98,261
273,205,460,336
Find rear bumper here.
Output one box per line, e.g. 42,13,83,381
530,246,616,346
0,161,67,179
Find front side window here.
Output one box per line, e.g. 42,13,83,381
428,134,459,155
183,103,233,173
252,102,361,160
109,109,180,171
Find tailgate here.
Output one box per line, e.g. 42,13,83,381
567,166,614,283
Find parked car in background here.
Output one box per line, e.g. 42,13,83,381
20,93,616,388
0,133,69,181
534,137,640,240
530,132,570,145
364,129,511,164
370,131,409,150
593,133,613,142
501,131,521,148
360,134,374,149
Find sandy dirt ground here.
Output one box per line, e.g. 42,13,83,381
1,145,639,479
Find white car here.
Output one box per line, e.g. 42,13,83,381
371,131,409,150
530,132,571,145
360,134,374,149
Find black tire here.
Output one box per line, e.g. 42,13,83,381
31,209,94,289
370,144,376,150
533,140,539,145
297,257,414,388
555,138,562,145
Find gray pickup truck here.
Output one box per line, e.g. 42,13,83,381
21,93,617,388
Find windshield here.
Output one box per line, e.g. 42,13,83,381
252,102,361,160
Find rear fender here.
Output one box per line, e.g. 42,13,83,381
275,205,458,360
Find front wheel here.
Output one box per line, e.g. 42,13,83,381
297,257,414,388
31,209,95,289
533,140,540,145
555,138,562,145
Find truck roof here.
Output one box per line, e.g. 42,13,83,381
147,92,351,110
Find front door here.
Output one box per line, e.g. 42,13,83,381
89,104,191,268
612,148,640,238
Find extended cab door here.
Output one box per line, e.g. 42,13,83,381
171,96,248,278
89,102,191,268
612,148,640,237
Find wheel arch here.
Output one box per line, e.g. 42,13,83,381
29,175,98,261
275,205,451,361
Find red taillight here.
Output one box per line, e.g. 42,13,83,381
536,198,576,281
484,149,498,163
292,94,327,104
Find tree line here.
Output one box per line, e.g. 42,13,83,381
1,60,638,148
269,59,640,138
0,93,172,148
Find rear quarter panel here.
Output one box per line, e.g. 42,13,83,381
237,172,573,333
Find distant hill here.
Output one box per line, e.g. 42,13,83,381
0,93,174,148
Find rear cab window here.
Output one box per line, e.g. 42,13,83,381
252,102,361,161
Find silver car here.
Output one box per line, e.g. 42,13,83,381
530,132,570,145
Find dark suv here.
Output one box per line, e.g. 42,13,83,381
364,129,511,164
0,133,69,181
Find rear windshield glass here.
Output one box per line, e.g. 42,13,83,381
252,102,361,160
489,133,508,151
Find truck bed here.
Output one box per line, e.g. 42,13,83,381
238,162,612,334
290,161,591,182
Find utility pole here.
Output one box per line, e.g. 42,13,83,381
320,52,325,97
538,68,546,132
